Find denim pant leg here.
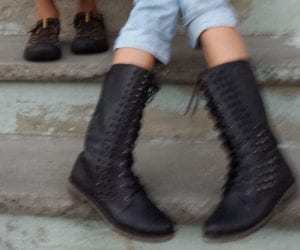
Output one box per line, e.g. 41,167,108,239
114,0,180,64
179,0,238,48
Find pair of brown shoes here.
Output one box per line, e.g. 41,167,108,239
24,12,109,62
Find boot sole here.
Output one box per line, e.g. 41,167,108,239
203,183,297,243
67,179,174,242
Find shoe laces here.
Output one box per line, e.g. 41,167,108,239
74,12,106,40
96,73,159,200
28,18,59,46
117,76,158,200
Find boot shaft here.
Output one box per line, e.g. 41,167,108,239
198,60,294,193
84,64,158,169
199,61,274,156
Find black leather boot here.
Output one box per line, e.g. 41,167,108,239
197,60,295,239
69,64,174,239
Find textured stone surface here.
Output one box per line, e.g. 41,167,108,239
0,134,299,224
2,214,300,250
0,0,132,37
0,80,298,138
2,0,300,39
1,35,300,84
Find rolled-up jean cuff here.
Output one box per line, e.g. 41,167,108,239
114,28,171,65
187,7,238,48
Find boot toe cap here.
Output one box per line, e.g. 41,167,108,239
125,216,174,237
203,196,257,238
120,208,174,237
204,213,262,239
204,218,239,238
117,194,175,237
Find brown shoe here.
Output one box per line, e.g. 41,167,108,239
71,12,109,54
24,18,61,61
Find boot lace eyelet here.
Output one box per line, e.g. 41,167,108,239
119,161,126,168
124,195,131,202
88,71,159,206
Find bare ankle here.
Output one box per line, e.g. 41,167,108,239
35,0,59,20
200,27,249,68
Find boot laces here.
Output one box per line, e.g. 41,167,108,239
117,76,159,200
96,74,158,200
185,77,273,194
200,82,244,193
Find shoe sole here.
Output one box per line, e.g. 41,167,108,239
203,183,297,242
24,54,62,62
23,48,62,62
70,46,109,55
68,179,174,242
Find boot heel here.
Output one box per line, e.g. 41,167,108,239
279,183,297,204
67,181,87,204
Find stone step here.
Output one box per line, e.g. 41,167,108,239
1,0,300,39
2,213,300,249
1,0,132,37
1,35,300,84
0,80,298,137
0,134,299,224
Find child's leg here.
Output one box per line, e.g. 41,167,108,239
180,0,295,240
34,0,59,19
200,27,248,67
78,0,98,13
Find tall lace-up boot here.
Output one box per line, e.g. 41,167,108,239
198,60,295,239
69,64,174,239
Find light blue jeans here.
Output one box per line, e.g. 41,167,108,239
114,0,237,64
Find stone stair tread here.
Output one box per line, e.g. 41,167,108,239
0,134,299,223
1,35,300,84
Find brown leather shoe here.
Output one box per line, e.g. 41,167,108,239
24,18,61,61
71,12,109,54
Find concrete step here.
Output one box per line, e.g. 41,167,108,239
1,35,300,84
0,134,300,224
0,80,298,138
1,213,300,250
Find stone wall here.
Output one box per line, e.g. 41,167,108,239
1,0,300,39
0,0,132,38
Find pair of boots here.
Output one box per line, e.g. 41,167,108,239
69,61,295,240
24,12,109,61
